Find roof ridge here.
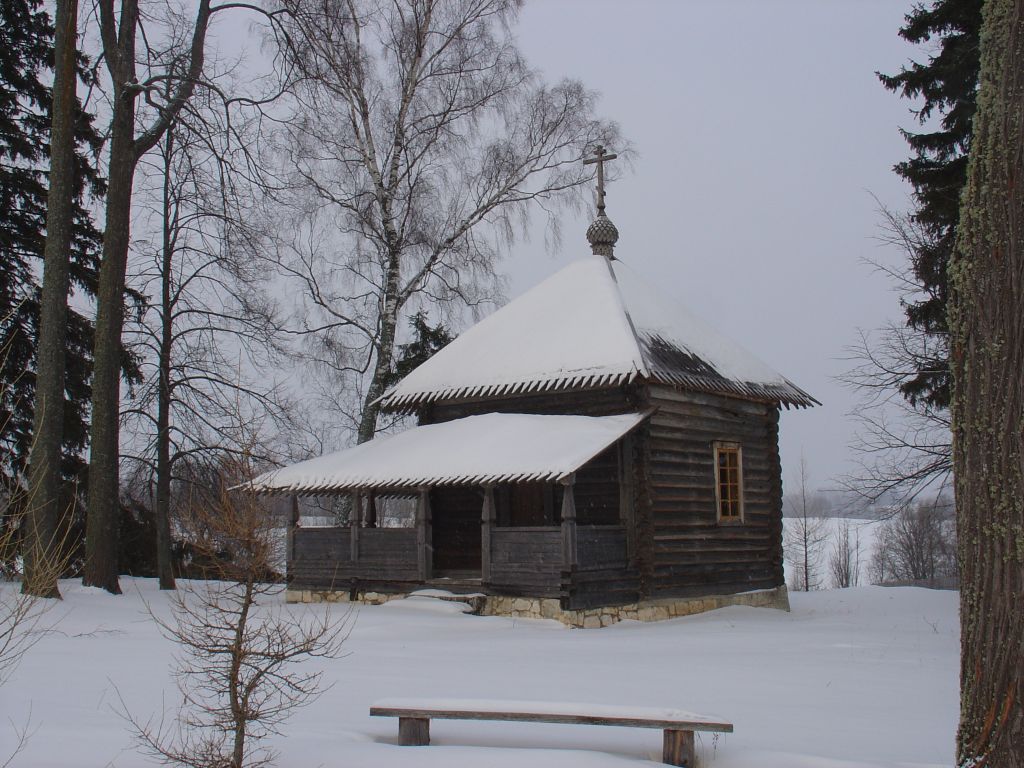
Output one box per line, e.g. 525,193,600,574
600,255,651,380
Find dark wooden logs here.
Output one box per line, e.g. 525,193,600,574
643,385,784,597
576,525,628,569
291,528,420,588
620,436,636,559
489,527,562,594
423,386,640,422
663,729,696,767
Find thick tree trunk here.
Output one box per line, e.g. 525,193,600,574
154,134,176,590
949,0,1024,764
83,86,137,595
23,0,80,599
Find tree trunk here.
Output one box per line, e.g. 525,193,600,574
154,132,176,590
83,82,138,595
23,0,79,599
356,252,402,444
949,0,1024,763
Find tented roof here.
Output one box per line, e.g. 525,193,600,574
380,255,817,410
249,412,648,494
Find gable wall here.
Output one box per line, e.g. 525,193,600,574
641,384,784,598
419,385,642,422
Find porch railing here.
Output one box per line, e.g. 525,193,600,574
290,527,419,589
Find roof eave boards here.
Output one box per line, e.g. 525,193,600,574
249,411,650,495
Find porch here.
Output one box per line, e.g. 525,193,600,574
249,411,649,610
287,498,638,610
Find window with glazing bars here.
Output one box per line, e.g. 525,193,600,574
714,442,743,522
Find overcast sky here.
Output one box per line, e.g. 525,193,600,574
205,0,925,494
496,0,922,494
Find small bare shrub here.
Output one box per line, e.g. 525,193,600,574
126,456,351,768
829,519,861,589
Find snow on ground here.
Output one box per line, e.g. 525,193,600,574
1,578,956,767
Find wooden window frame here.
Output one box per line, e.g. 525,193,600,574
713,441,744,524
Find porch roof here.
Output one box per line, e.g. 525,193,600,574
250,412,648,494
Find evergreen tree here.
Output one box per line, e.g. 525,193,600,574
379,313,454,394
0,0,104,487
878,0,982,410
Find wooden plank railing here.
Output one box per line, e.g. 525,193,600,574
489,527,562,595
291,527,419,588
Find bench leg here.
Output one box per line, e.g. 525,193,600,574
662,729,696,767
398,717,430,746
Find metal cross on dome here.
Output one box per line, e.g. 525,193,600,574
583,144,618,216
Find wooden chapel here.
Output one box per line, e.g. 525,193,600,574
251,147,817,624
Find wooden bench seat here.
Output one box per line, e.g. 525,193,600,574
370,697,733,767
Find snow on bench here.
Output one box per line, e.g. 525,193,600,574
369,697,733,767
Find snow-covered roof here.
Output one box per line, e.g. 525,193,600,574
249,412,648,494
380,255,817,410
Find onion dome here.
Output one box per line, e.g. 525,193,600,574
587,214,619,258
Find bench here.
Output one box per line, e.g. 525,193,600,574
370,698,733,767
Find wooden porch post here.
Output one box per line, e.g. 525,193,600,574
288,495,300,564
350,490,361,562
416,488,432,581
561,475,578,568
366,491,378,528
481,485,496,583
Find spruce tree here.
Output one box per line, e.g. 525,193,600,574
878,0,982,410
0,0,104,496
379,313,454,395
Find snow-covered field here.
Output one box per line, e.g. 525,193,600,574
2,578,957,767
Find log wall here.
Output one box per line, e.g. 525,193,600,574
574,447,620,525
566,524,639,610
423,386,640,422
489,527,562,597
640,385,785,598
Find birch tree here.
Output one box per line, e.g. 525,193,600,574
274,0,623,443
948,0,1024,761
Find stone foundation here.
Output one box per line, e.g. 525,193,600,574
285,589,403,606
287,585,790,628
481,586,789,627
